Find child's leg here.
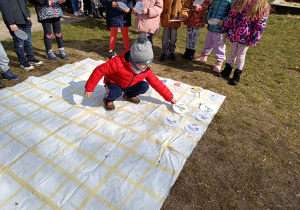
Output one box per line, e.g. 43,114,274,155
162,27,171,54
120,27,130,50
105,82,123,101
189,27,201,51
41,20,53,52
227,42,239,67
52,18,64,49
110,27,118,51
186,26,192,49
235,44,249,70
212,32,226,63
169,28,178,54
201,31,214,56
122,81,149,98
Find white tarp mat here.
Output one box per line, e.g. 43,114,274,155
0,58,225,209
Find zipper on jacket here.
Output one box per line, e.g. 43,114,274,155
126,73,137,88
213,0,222,19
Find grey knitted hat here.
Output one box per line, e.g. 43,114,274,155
130,34,154,65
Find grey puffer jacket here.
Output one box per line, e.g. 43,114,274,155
28,0,63,22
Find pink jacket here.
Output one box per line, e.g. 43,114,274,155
133,0,163,34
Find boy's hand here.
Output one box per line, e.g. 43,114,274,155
84,90,92,98
217,20,224,26
170,98,177,104
132,7,137,13
112,1,118,8
9,24,19,31
123,7,130,13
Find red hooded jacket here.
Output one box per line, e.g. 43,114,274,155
85,50,174,102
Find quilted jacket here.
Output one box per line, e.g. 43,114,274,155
102,0,133,27
133,0,163,34
161,0,192,29
205,0,234,33
222,0,269,46
85,50,174,101
184,0,211,28
28,0,63,22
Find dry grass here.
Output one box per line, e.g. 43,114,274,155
1,13,299,209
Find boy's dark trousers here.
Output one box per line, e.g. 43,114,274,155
105,81,149,102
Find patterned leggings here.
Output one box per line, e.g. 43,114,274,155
227,42,249,70
186,26,201,50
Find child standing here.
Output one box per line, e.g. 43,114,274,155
194,0,234,72
102,0,133,59
159,0,192,62
132,0,163,44
220,0,270,85
85,34,177,111
29,0,70,62
182,0,211,60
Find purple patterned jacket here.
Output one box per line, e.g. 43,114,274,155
222,1,269,46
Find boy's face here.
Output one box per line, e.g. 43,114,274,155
135,63,150,71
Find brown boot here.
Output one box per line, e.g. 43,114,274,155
103,97,115,111
123,93,140,104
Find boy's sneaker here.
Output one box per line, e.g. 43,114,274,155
159,53,167,62
169,53,176,61
1,69,20,80
213,61,223,72
59,49,69,60
103,97,115,111
29,58,44,66
195,54,208,61
109,50,117,59
46,50,59,62
123,93,140,104
20,61,34,71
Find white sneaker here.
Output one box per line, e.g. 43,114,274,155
78,11,82,16
74,11,79,16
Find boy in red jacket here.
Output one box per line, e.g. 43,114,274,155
85,34,177,111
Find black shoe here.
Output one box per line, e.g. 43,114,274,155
109,50,117,59
169,53,176,61
187,50,195,60
159,53,167,62
29,58,44,66
103,97,115,111
218,63,233,78
230,69,243,85
123,93,140,104
20,61,34,71
182,48,190,59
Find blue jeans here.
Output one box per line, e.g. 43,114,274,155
72,0,79,12
7,20,35,65
0,42,10,72
105,81,149,102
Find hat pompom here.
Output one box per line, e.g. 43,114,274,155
137,34,148,44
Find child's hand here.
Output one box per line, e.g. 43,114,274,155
217,20,224,26
170,98,177,105
48,0,53,5
132,7,137,13
142,8,148,14
112,1,118,8
84,90,92,98
9,24,19,31
123,7,130,13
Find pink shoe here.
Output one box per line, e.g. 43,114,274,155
213,61,223,72
194,54,208,61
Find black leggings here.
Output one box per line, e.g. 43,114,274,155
41,18,64,51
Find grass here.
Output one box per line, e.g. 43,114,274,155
1,13,300,209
